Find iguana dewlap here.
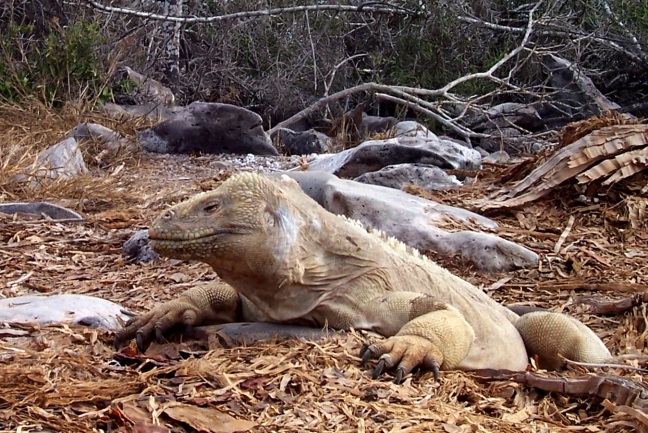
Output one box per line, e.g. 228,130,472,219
115,172,611,380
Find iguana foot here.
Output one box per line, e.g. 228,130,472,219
359,305,475,383
114,298,205,351
515,311,612,370
360,336,443,383
113,284,241,351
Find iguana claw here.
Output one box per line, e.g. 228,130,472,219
395,367,405,384
360,335,445,382
373,358,387,379
135,332,148,352
359,343,372,366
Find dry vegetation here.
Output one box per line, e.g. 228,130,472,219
1,103,647,432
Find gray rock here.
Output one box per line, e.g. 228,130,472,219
360,114,397,138
354,164,462,190
439,135,472,149
394,120,435,138
14,137,88,187
0,295,131,330
483,151,511,164
277,171,538,272
306,136,481,178
123,229,159,263
480,127,523,154
0,203,82,220
468,102,543,131
36,137,88,179
187,322,340,346
475,147,490,158
271,128,331,155
139,102,278,156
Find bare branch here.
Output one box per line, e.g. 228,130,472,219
82,1,415,24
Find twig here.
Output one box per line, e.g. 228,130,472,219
375,92,480,139
553,215,575,254
324,54,368,97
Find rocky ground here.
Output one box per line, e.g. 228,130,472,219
0,104,647,432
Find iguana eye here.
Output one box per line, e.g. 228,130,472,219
203,201,220,213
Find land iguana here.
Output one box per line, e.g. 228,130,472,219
115,172,612,382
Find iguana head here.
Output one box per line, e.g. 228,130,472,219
149,172,306,281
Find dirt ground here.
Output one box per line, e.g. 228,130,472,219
0,104,647,432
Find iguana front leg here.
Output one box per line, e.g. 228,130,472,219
358,293,475,383
114,282,241,351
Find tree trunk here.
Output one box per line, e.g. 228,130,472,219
162,0,183,87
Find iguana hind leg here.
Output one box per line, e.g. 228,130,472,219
359,293,475,383
514,311,611,370
114,282,241,351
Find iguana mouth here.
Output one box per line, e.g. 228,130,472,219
149,227,249,241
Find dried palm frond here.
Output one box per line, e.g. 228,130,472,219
558,111,642,148
482,121,648,211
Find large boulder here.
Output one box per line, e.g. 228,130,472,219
139,102,278,156
276,171,538,272
307,135,481,178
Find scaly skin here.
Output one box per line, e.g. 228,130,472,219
115,173,612,381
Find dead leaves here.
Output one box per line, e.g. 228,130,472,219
108,401,256,433
164,403,256,432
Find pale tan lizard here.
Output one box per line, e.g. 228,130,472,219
115,172,611,382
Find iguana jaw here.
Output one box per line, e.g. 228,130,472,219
149,228,252,261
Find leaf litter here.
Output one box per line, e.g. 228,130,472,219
0,103,647,432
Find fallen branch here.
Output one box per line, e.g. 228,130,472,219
472,369,648,427
536,281,648,293
573,292,648,315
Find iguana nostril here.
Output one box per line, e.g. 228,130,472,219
162,210,174,220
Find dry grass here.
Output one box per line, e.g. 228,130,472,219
1,103,647,432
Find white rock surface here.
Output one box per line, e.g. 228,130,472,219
0,295,131,330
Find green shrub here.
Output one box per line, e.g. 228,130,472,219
0,19,109,105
